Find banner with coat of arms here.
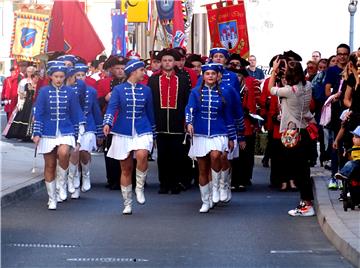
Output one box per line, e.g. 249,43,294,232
206,1,250,58
11,11,50,62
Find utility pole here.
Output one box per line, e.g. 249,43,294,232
348,0,358,51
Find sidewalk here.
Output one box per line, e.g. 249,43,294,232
311,166,360,267
1,139,44,207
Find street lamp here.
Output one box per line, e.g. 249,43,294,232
348,0,358,51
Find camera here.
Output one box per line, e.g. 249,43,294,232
1,99,11,106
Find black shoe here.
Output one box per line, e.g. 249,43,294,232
158,187,170,194
177,182,188,191
238,185,247,192
262,159,269,168
170,187,181,194
110,184,121,190
246,180,252,186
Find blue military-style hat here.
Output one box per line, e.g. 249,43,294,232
124,59,145,76
47,60,64,69
201,63,223,74
47,62,67,76
209,47,229,59
74,63,89,73
66,67,78,78
57,54,79,65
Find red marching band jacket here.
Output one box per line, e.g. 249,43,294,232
268,94,282,139
243,76,258,136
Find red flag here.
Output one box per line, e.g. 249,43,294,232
206,1,250,58
47,0,104,62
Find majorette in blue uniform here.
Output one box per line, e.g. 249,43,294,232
53,65,86,202
103,59,156,215
32,62,83,210
210,62,246,203
185,63,236,213
67,63,104,199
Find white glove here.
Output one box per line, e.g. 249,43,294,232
17,98,25,111
79,124,85,135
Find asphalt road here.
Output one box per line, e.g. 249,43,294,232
1,152,353,268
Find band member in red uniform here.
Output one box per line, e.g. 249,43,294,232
173,47,198,88
148,48,192,194
231,71,258,191
2,62,27,121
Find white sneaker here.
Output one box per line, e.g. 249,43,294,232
288,202,315,217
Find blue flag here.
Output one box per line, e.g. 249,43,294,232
111,9,127,57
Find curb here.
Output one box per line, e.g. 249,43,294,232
313,176,360,267
1,177,44,208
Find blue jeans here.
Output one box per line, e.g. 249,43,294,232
339,160,360,178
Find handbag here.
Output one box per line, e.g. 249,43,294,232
306,122,319,140
281,121,301,148
280,86,304,148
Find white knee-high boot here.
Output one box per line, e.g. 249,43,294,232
56,166,68,202
208,181,214,209
71,188,80,199
199,184,210,213
211,169,221,204
81,161,91,192
121,185,132,215
45,181,57,210
226,169,232,202
67,162,78,194
135,169,147,204
220,169,230,202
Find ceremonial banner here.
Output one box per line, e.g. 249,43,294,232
48,0,104,62
156,0,193,48
11,11,50,61
121,0,148,23
111,9,128,57
206,1,250,57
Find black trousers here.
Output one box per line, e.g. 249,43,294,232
104,134,121,187
270,139,288,186
283,129,314,201
156,133,188,190
232,134,256,186
262,131,273,163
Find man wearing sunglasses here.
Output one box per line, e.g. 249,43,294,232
324,43,350,190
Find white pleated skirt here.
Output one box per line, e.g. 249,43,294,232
107,133,153,160
227,140,239,160
38,135,76,154
79,132,97,153
188,135,228,159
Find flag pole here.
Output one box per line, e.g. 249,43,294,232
160,21,170,48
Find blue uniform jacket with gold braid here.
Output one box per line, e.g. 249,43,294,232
185,84,236,140
103,81,156,137
222,85,246,142
82,85,104,138
32,84,83,138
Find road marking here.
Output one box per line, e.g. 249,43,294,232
270,249,335,254
7,243,79,248
67,257,149,263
